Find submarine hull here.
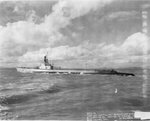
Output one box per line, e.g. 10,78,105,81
17,67,100,74
16,67,135,76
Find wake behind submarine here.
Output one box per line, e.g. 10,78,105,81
17,55,135,76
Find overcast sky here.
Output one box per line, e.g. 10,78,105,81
0,0,150,68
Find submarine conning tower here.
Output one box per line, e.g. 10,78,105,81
44,55,54,69
44,55,49,66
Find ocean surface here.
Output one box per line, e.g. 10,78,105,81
0,68,150,120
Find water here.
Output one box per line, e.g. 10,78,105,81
0,68,150,120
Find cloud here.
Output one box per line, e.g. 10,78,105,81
0,1,56,25
0,0,114,67
105,11,139,21
122,32,149,56
1,0,149,68
26,10,43,23
18,32,149,68
0,21,63,57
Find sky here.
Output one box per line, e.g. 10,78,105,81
0,0,150,68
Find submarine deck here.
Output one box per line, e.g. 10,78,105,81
16,67,135,76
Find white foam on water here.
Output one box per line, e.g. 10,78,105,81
19,81,56,93
115,88,117,93
0,105,9,112
134,111,150,120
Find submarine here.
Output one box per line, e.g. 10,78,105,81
16,55,135,76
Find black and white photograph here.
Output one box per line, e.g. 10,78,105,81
0,0,150,120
